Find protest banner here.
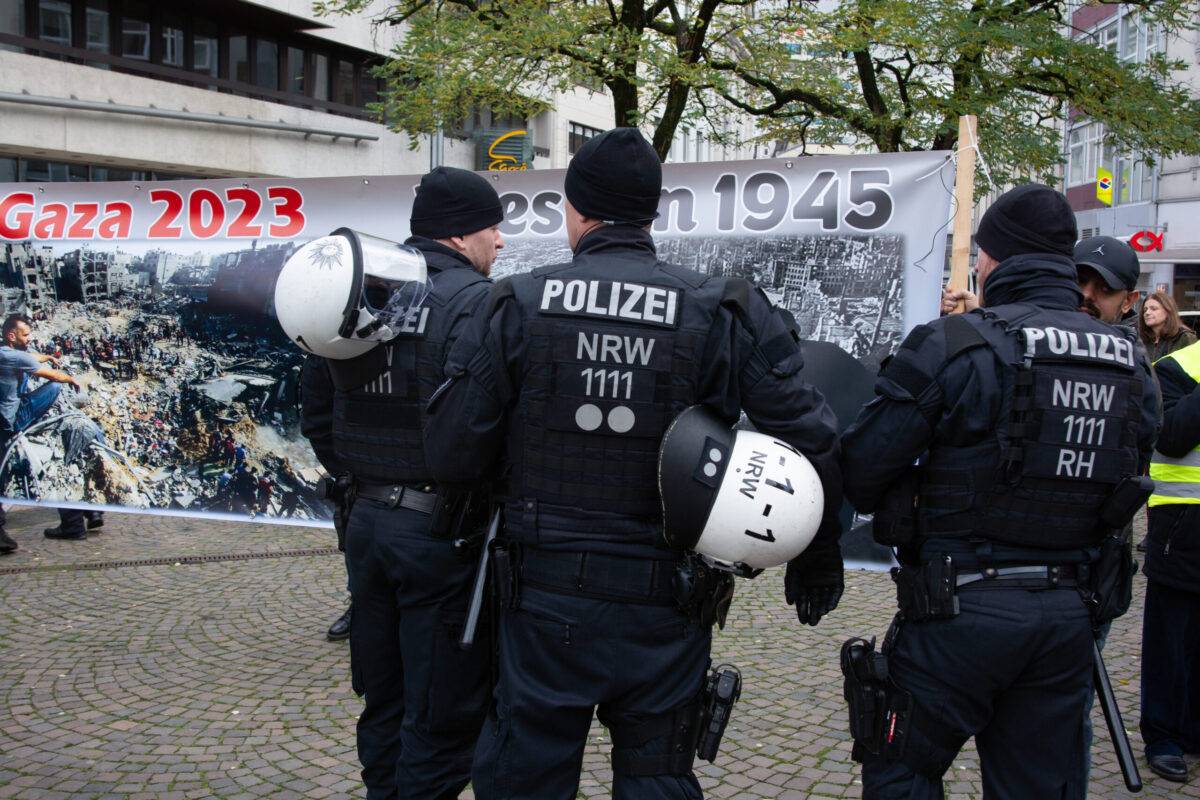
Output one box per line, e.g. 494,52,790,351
0,152,954,544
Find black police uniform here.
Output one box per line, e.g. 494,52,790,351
841,253,1159,799
424,224,843,799
300,354,345,477
300,236,492,800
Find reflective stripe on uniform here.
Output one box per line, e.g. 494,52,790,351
1150,341,1200,506
1148,481,1200,506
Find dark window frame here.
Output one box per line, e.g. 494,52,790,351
8,0,378,119
1,152,201,182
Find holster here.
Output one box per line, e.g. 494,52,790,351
1079,529,1136,630
873,470,920,548
1098,475,1154,529
319,474,355,552
491,541,521,611
840,633,912,763
672,555,736,630
1076,475,1150,630
891,556,959,621
696,664,741,762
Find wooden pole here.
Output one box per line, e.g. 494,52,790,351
948,114,978,313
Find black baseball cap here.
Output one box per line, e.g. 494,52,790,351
1073,235,1140,292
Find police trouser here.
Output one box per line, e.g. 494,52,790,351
472,549,711,800
345,497,491,800
862,585,1094,800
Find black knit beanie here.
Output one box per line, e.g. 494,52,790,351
975,183,1077,262
410,166,503,239
564,127,661,224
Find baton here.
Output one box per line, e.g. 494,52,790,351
1093,640,1142,793
460,508,501,650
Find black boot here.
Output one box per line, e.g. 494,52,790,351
44,526,86,540
0,528,16,554
326,605,352,641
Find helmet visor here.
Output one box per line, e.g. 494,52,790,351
351,232,429,340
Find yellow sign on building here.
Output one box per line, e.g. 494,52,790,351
1096,168,1113,206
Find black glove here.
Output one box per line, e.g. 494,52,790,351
785,537,845,626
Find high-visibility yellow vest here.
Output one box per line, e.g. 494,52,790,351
1149,340,1200,506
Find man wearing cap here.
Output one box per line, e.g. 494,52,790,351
1074,235,1142,326
300,166,503,799
424,128,844,798
843,184,1159,797
943,235,1141,328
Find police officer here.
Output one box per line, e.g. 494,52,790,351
297,166,503,799
944,233,1146,793
842,184,1159,798
424,128,844,799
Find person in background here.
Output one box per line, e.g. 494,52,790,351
0,505,14,554
1141,336,1200,783
1139,290,1197,364
44,508,104,541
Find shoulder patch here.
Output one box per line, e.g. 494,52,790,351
942,314,988,360
655,261,706,289
531,261,574,278
899,323,935,353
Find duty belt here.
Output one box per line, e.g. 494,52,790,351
955,564,1080,588
520,549,678,606
355,482,438,515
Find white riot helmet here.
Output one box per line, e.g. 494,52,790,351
659,405,824,573
274,228,429,359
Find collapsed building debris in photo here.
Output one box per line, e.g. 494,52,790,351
0,239,334,522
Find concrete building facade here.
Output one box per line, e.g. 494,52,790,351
1064,2,1200,315
0,0,758,187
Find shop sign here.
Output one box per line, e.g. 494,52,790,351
1129,230,1164,252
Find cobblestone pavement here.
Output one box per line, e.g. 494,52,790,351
0,505,1195,799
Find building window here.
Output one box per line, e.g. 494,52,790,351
120,2,150,61
38,0,72,46
0,0,23,37
1,155,197,182
568,122,602,154
336,59,356,106
162,15,185,67
1116,155,1153,204
192,21,218,77
287,46,305,95
85,1,109,53
358,65,379,106
228,34,249,83
3,3,382,118
313,53,330,100
21,159,88,182
1067,122,1112,188
255,38,279,90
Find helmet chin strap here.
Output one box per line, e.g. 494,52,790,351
696,553,763,579
353,311,395,342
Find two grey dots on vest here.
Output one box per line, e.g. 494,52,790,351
575,403,636,434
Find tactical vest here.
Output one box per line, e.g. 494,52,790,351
916,303,1143,549
505,260,731,518
1149,341,1200,506
330,265,487,484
